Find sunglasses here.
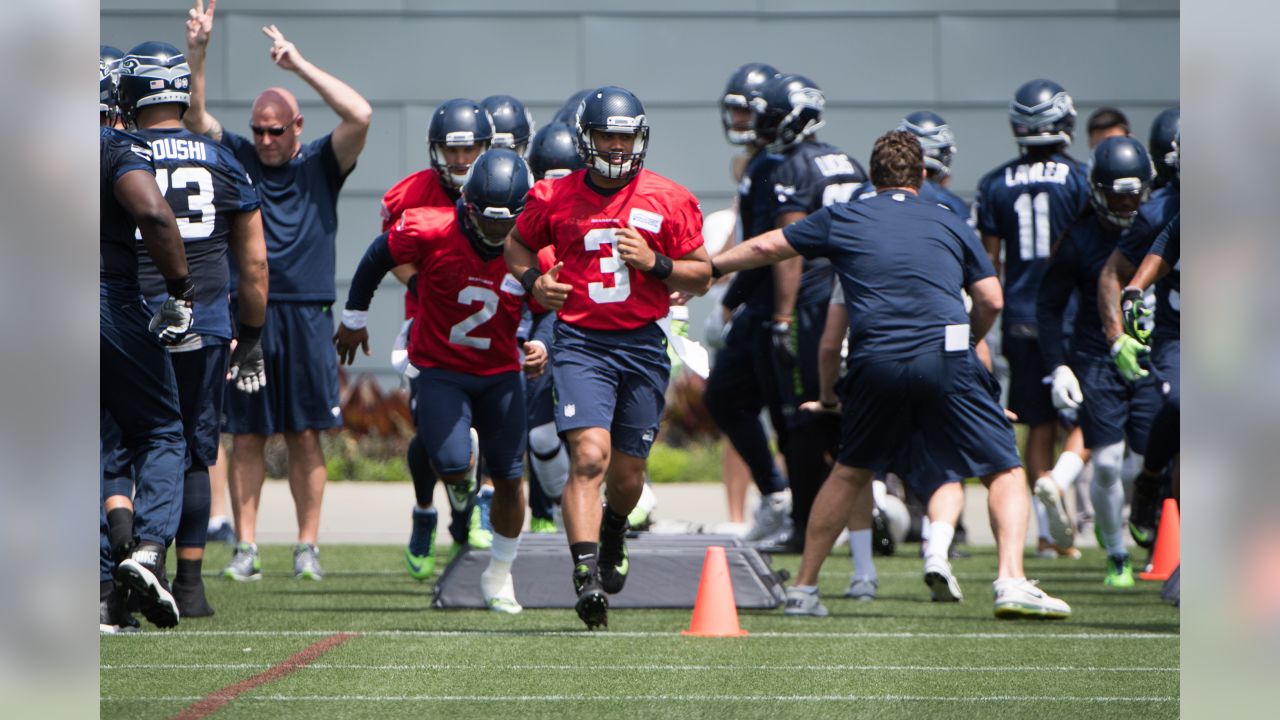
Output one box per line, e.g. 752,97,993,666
250,115,300,137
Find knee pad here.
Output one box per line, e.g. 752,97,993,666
1092,442,1126,488
529,422,569,499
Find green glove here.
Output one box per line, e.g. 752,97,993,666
1110,334,1151,381
1120,287,1153,345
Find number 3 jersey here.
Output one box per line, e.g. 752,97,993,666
974,150,1088,331
515,168,704,331
132,127,260,342
389,207,528,375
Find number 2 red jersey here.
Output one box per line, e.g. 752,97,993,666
381,168,457,320
515,168,703,331
388,207,527,375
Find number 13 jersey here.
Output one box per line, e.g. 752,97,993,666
389,207,528,375
515,168,704,331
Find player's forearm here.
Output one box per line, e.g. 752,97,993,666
1130,254,1171,295
183,46,222,141
664,258,713,296
770,256,802,321
712,229,798,276
293,59,373,127
230,211,268,328
117,171,189,281
967,276,1003,342
981,233,1003,278
346,234,396,311
816,309,846,404
1098,251,1133,342
504,231,537,279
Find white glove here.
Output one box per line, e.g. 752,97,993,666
1048,365,1083,410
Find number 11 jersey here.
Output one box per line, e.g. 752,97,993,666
515,168,704,332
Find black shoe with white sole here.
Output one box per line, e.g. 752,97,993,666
573,566,609,630
113,542,179,628
173,578,215,618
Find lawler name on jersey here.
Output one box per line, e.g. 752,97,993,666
1002,160,1074,187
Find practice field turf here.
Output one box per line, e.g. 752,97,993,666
101,543,1179,719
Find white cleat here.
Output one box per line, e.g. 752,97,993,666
993,578,1071,620
481,571,522,615
1034,476,1076,551
783,587,828,617
745,490,792,543
923,556,963,602
844,575,878,601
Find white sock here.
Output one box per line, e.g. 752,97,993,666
925,521,954,562
792,584,818,594
482,532,520,597
1033,496,1052,543
1050,451,1085,494
849,529,876,580
208,515,229,531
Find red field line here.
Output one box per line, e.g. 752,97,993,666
169,632,360,720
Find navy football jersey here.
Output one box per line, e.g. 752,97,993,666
723,150,781,313
133,128,260,341
100,126,156,294
919,179,970,221
783,189,994,362
1036,211,1126,371
1118,185,1180,345
222,131,350,303
975,150,1089,330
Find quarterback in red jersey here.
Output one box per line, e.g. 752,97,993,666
338,149,544,613
504,86,712,629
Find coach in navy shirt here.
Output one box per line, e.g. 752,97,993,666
712,131,1071,620
184,10,372,580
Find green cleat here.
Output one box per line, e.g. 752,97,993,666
529,517,557,534
467,490,494,550
1104,554,1135,588
406,507,438,580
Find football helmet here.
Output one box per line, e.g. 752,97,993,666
897,110,956,179
720,62,778,145
553,89,594,125
751,73,825,154
1009,78,1076,147
117,41,191,124
527,121,584,180
1088,135,1154,229
100,46,123,119
459,148,534,258
1148,108,1180,186
575,86,649,180
482,94,535,152
428,98,495,189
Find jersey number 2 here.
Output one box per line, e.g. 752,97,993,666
584,228,631,304
1013,191,1051,261
448,286,499,350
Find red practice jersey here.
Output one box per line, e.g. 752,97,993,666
515,169,703,331
388,207,528,375
381,168,457,319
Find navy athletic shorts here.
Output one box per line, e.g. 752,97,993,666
412,367,526,481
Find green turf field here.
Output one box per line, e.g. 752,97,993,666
101,543,1179,719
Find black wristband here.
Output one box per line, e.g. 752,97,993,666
710,259,723,279
165,275,194,301
648,253,674,280
520,267,542,294
237,322,264,343
406,274,419,299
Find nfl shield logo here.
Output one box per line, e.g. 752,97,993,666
564,404,576,418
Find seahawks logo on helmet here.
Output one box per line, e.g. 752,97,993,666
117,41,191,124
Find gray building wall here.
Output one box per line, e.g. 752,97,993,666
102,1,1179,383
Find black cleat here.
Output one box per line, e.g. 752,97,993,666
113,542,179,629
573,566,609,630
99,580,140,634
173,578,215,618
1129,473,1161,549
598,524,630,595
871,509,896,556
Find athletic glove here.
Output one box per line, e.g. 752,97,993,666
1049,365,1083,410
770,320,795,371
227,323,266,393
149,276,194,345
1110,334,1151,382
1120,287,1152,344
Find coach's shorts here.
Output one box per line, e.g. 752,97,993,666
838,349,1021,482
1001,334,1056,427
223,302,341,435
1073,354,1162,454
413,367,526,481
552,321,670,459
1150,339,1180,410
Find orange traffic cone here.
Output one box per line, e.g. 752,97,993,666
1139,498,1180,581
682,546,749,637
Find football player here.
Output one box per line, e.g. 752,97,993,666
101,40,268,618
749,73,867,554
100,45,125,129
897,111,968,218
483,94,535,154
505,86,712,629
975,79,1091,558
1086,107,1130,148
336,149,545,613
1036,136,1161,588
1148,108,1180,190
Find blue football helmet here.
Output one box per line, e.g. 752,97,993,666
482,95,535,152
721,62,778,145
428,99,495,189
117,41,191,124
1089,135,1154,229
527,122,584,180
576,86,649,180
460,148,534,257
1009,79,1076,147
1148,108,1180,186
751,73,825,154
897,110,956,179
100,45,123,119
553,89,594,125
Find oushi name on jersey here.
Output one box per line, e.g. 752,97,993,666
148,136,210,163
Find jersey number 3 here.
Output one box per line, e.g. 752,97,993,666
584,228,631,304
448,286,499,350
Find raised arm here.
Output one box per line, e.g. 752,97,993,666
183,0,223,141
262,25,372,175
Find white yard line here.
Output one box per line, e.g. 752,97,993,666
103,629,1178,640
100,694,1178,703
102,662,1177,672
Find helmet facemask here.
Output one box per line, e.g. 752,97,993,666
1091,176,1150,229
580,123,648,180
431,136,490,190
721,94,755,145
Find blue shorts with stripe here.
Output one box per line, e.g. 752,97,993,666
412,367,526,481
